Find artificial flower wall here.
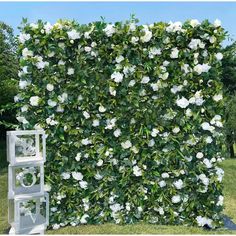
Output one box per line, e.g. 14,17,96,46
16,18,226,229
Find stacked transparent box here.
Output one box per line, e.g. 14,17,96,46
7,130,49,235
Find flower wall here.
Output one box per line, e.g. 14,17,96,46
16,18,226,229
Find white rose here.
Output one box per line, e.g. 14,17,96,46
158,180,166,188
19,80,28,89
67,29,81,40
214,19,221,27
141,30,152,43
173,179,184,189
215,52,223,61
111,71,124,83
92,119,100,127
115,55,124,64
19,33,31,44
161,173,169,178
131,36,139,44
141,76,150,84
30,96,40,106
150,83,158,91
81,138,92,145
213,94,223,102
46,84,54,91
75,153,81,161
172,127,180,134
84,46,91,52
128,80,136,87
196,152,204,159
72,172,83,181
133,165,142,176
114,128,121,137
79,181,88,189
170,47,179,59
48,99,57,107
121,140,132,149
171,195,181,203
61,172,70,180
190,19,200,27
83,111,90,119
176,97,189,109
103,24,115,37
97,159,103,167
98,105,106,113
67,68,74,75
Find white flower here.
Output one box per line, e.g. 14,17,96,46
201,122,215,132
159,180,166,188
206,136,213,144
109,87,116,96
160,72,169,80
114,128,121,137
128,80,136,87
47,99,57,107
80,214,89,224
46,84,54,91
19,80,28,90
171,85,183,94
105,118,117,129
21,105,28,112
97,159,103,167
213,94,223,102
81,138,92,145
161,173,169,178
170,47,179,58
166,21,182,33
131,146,139,154
176,97,189,109
79,181,88,189
67,68,75,75
199,174,209,186
173,179,184,189
133,165,142,176
172,127,180,134
67,29,81,40
44,22,53,34
58,93,68,103
190,19,200,27
140,29,152,43
149,47,161,58
157,207,164,215
92,119,100,127
61,172,70,180
148,139,155,147
110,203,123,213
103,24,115,37
22,48,33,58
209,36,216,44
196,152,204,159
196,216,213,228
52,224,60,230
19,33,31,44
83,111,90,119
150,83,158,91
185,108,192,117
58,60,65,66
215,52,223,61
203,158,212,168
111,71,124,83
84,46,91,52
193,63,211,74
75,153,81,161
98,105,106,113
171,195,181,203
30,96,40,106
151,128,159,137
141,76,150,84
216,195,224,206
214,19,221,27
72,172,83,181
116,55,124,64
16,116,28,124
131,36,139,44
121,140,132,149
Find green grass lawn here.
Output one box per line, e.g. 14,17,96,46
1,142,236,234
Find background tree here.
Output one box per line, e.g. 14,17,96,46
222,42,236,158
0,21,18,139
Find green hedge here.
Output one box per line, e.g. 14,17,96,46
16,18,226,229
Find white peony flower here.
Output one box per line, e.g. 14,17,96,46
79,181,88,189
190,19,200,27
213,94,223,102
67,29,81,40
67,68,74,75
170,47,179,58
103,24,115,37
133,165,142,176
111,71,124,83
121,140,132,149
99,105,106,112
47,99,57,107
215,52,223,61
75,153,81,161
131,36,139,44
97,159,103,167
72,171,83,181
30,96,40,106
158,180,166,188
171,195,181,203
81,138,92,145
61,172,70,180
176,97,189,109
196,152,204,159
115,55,124,64
214,19,221,27
83,111,90,119
113,128,121,137
173,179,184,189
141,76,150,84
46,84,54,91
92,119,100,127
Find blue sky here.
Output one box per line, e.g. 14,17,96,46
1,2,236,45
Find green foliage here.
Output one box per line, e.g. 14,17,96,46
17,19,226,229
0,21,18,133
